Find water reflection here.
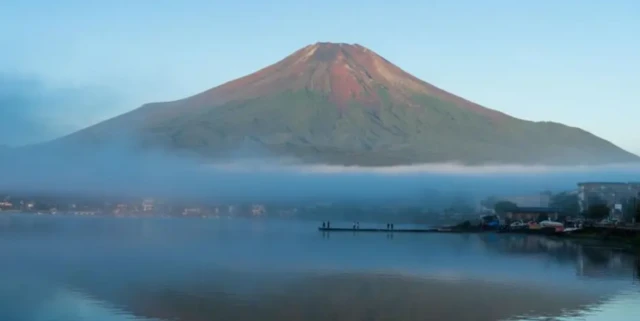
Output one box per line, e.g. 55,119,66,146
116,273,602,321
0,216,638,321
478,234,639,282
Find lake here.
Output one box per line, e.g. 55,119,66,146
0,215,638,321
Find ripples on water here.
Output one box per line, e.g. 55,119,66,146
0,215,638,321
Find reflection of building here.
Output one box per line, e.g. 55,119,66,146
504,207,561,222
577,182,640,214
482,234,638,282
575,247,637,280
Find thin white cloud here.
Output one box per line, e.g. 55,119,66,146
207,160,640,176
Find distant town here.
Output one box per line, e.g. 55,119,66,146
1,181,639,224
481,181,640,225
0,194,276,218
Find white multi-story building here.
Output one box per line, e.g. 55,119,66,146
577,182,640,215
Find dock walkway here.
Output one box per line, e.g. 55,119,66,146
318,227,440,233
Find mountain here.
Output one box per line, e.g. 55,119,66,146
59,42,638,166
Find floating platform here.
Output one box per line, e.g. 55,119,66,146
318,227,439,233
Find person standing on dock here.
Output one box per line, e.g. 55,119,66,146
391,223,394,230
386,223,390,230
327,221,331,229
322,222,326,229
356,222,360,229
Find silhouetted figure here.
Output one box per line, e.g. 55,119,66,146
353,222,356,230
322,222,326,229
386,223,390,230
327,221,331,229
391,223,394,230
356,222,360,229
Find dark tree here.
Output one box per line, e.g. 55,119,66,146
623,197,638,221
537,214,550,222
494,201,518,214
587,204,610,220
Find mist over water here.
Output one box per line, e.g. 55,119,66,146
1,140,639,204
1,138,640,321
3,4,639,321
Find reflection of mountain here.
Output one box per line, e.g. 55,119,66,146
479,234,639,281
2,217,638,321
70,272,601,321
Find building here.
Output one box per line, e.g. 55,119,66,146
182,208,202,216
577,182,640,214
114,204,128,215
0,201,13,209
504,207,562,222
503,193,552,207
142,199,154,212
251,204,266,216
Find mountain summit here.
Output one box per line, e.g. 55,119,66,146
171,42,504,118
62,42,638,166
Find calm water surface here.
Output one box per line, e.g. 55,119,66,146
0,215,639,321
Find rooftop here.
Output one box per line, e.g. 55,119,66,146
513,207,563,213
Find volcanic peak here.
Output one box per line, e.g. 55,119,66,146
57,42,640,167
150,42,507,121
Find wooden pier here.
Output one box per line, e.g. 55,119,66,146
318,227,440,233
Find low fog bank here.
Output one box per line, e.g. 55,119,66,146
1,142,639,204
0,73,123,146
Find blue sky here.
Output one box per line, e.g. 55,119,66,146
1,0,638,153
